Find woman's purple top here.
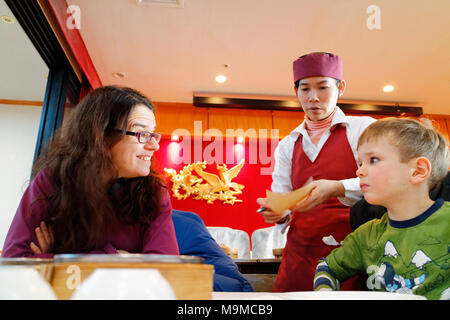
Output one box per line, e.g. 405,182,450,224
1,170,179,258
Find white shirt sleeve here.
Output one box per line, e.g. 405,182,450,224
271,137,295,193
270,136,296,233
338,177,363,206
275,213,291,234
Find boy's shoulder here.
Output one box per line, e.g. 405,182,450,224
435,200,450,219
441,200,450,210
356,212,389,233
341,213,390,249
355,200,450,237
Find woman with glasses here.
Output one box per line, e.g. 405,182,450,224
1,86,179,257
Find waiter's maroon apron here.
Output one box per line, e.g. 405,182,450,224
274,124,363,292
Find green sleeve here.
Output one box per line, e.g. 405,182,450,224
325,228,366,282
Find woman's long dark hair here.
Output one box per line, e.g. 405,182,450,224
34,86,165,253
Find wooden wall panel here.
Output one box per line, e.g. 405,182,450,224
446,118,450,143
151,101,450,236
152,101,450,143
208,108,272,138
272,111,304,138
153,102,208,136
420,115,450,142
0,99,42,106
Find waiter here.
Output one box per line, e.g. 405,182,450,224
258,52,375,291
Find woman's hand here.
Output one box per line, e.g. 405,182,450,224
30,221,54,254
256,198,289,224
290,179,345,212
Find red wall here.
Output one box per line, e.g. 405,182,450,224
153,137,277,237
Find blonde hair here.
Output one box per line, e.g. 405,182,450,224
358,117,449,190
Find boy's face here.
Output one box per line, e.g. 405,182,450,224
294,76,345,121
356,137,413,206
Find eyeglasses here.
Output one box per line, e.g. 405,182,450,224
115,130,161,144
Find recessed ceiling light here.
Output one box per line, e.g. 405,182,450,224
215,75,227,83
112,72,126,79
1,15,14,24
383,85,394,92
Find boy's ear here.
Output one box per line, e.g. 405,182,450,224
410,157,431,185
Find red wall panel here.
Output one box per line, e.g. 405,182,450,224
153,137,276,238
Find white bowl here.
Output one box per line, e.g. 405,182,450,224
0,266,56,300
71,268,176,300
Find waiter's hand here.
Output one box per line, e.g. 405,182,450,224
256,198,289,224
30,221,54,254
290,179,345,212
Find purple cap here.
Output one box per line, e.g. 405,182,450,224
293,52,343,83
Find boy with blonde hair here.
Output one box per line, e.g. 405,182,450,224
313,117,450,300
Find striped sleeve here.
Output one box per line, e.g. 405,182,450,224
313,258,340,291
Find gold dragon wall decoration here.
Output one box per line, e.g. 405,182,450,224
164,159,245,205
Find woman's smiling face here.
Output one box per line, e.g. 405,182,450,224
110,104,159,178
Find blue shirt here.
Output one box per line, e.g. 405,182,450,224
172,210,254,292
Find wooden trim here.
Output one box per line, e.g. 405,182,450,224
422,114,450,120
193,96,423,116
0,99,43,106
46,0,102,88
37,0,83,83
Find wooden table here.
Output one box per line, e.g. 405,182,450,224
51,254,213,300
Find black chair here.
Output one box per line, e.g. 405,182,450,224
350,171,450,231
